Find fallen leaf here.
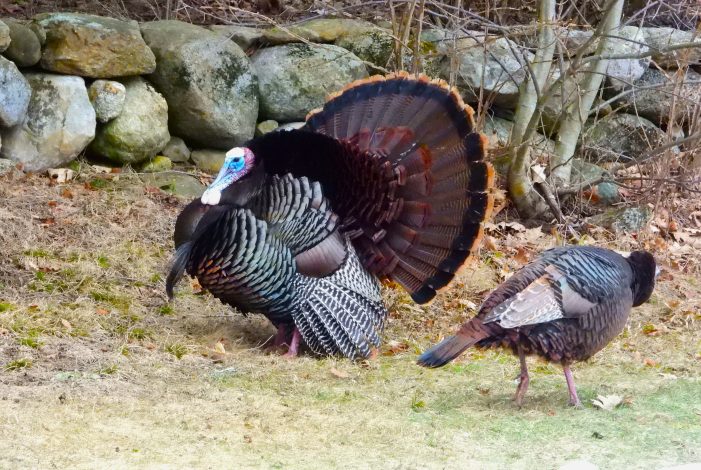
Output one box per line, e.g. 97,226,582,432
60,319,72,331
60,188,74,199
383,340,409,356
514,247,530,264
591,394,623,411
214,341,226,354
96,308,109,315
329,367,349,379
643,358,658,367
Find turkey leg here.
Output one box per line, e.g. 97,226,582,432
282,327,301,358
563,364,582,407
514,345,530,407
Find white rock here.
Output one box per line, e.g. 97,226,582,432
1,74,96,172
0,56,31,127
88,80,126,123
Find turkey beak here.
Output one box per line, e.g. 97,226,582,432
201,163,233,206
654,266,661,279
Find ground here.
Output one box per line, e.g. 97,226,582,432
1,166,700,469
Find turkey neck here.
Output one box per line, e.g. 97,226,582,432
173,165,266,248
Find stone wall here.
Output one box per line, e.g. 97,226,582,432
0,13,699,206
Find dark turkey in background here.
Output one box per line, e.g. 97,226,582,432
418,246,657,407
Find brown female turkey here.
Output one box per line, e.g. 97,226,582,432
167,72,494,359
418,246,657,406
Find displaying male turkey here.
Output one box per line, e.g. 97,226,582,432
418,246,657,406
167,72,494,359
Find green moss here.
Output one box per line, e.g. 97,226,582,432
18,334,42,349
158,305,174,316
165,343,188,359
0,302,14,312
96,255,110,269
5,358,33,371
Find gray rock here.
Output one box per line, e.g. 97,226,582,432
608,67,701,125
88,80,126,123
263,18,376,45
35,13,156,77
0,20,9,52
430,30,534,107
90,77,169,165
335,28,394,73
0,74,96,172
0,56,31,127
275,122,305,132
252,43,367,121
140,171,205,198
0,158,14,176
482,115,513,149
28,21,46,46
540,61,577,134
256,120,279,136
141,20,258,149
579,113,673,163
605,26,650,91
191,149,226,173
587,206,651,233
571,159,620,205
513,25,595,56
1,19,42,67
208,24,264,50
161,136,191,163
643,27,701,68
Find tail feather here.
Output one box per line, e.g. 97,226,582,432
418,318,490,367
166,241,193,300
305,73,493,304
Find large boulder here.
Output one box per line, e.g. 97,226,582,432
88,79,126,123
35,13,156,77
579,113,673,163
1,19,42,67
608,67,701,125
263,18,376,45
208,25,264,50
140,20,258,149
0,74,96,172
430,30,534,107
0,56,31,127
252,43,367,121
90,77,169,165
643,27,701,68
335,28,394,73
0,20,9,52
604,26,650,91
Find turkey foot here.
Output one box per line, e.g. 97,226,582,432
513,346,530,407
282,327,301,358
265,324,290,352
563,364,582,408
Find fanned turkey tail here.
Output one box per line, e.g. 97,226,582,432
305,72,494,303
417,319,489,368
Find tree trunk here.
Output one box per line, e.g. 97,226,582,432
549,0,625,189
507,0,557,218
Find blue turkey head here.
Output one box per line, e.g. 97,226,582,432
201,147,255,205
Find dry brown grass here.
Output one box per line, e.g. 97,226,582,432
1,167,700,468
